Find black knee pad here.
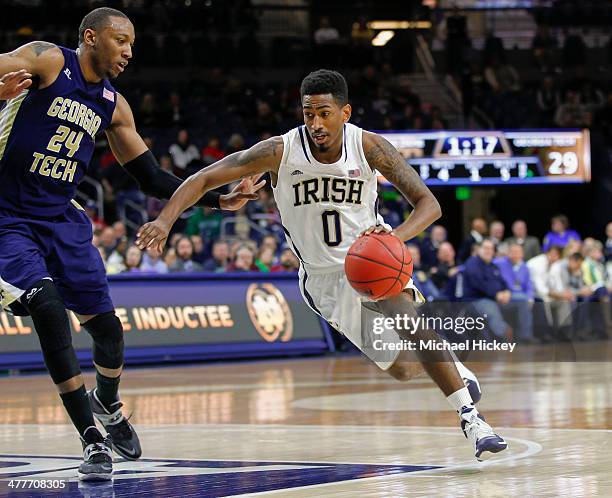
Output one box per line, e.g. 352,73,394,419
43,345,82,384
24,279,81,383
81,312,124,369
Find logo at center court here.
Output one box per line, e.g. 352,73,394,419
246,283,293,342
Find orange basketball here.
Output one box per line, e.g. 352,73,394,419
345,232,413,300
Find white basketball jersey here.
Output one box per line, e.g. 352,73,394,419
272,123,383,272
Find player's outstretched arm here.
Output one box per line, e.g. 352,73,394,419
136,136,283,253
363,131,441,241
0,42,63,99
107,93,266,211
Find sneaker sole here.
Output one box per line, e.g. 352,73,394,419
78,471,113,482
476,440,508,461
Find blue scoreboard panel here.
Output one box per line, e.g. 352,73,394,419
378,129,591,186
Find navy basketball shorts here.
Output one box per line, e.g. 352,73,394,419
0,203,114,316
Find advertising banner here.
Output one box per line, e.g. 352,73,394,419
0,273,332,369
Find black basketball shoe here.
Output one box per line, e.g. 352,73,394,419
78,437,113,481
88,388,142,460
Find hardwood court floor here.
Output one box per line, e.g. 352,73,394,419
0,344,611,497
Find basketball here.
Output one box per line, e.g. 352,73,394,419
345,232,413,300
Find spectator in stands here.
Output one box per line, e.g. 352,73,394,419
202,240,230,272
463,239,513,340
169,236,203,272
271,244,299,272
547,252,584,331
543,215,581,251
227,244,256,272
201,137,225,165
505,219,541,261
489,220,505,247
99,226,117,259
420,225,447,270
536,76,561,126
163,247,177,269
314,16,340,45
141,245,168,273
168,129,201,178
582,240,608,294
226,133,246,155
531,25,557,70
106,236,128,275
250,100,281,136
554,90,588,127
484,57,521,94
430,241,459,292
495,243,534,301
495,243,534,340
407,244,440,302
255,246,275,272
458,217,487,263
190,235,207,265
123,245,143,273
162,91,187,127
261,234,279,251
138,92,159,127
527,245,563,301
113,221,127,241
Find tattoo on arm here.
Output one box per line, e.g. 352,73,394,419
30,41,56,57
365,134,430,206
237,137,282,166
231,136,282,178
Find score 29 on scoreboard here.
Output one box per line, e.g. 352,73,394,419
378,129,591,186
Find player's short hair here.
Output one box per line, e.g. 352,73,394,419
300,69,348,106
79,7,129,44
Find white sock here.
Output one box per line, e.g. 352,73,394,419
447,386,474,412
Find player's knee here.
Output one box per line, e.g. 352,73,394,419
24,279,72,351
387,363,410,382
81,312,124,369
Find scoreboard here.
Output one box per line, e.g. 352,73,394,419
378,129,591,186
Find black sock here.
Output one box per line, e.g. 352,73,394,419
59,385,103,444
96,372,121,409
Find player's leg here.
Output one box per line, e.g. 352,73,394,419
23,280,113,480
376,290,507,460
0,221,112,480
386,349,482,403
48,205,141,460
76,311,141,460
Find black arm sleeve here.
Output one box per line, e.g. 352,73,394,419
122,150,221,209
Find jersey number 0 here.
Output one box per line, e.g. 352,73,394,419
322,210,342,247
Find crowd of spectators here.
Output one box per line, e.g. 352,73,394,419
407,215,612,343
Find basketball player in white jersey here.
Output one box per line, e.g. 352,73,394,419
136,70,507,460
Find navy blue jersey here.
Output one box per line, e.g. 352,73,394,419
0,46,116,218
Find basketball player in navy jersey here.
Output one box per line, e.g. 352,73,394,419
0,8,263,480
137,70,508,461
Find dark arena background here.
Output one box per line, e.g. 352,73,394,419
0,0,611,497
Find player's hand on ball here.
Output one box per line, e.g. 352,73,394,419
136,219,170,254
219,174,267,211
359,225,394,237
0,69,32,100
